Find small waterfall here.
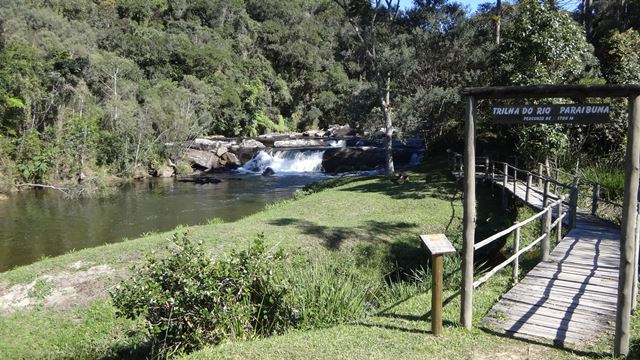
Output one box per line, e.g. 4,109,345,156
241,149,325,174
328,140,346,147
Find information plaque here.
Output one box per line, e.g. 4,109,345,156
492,104,610,124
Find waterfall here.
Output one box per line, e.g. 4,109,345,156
241,149,325,174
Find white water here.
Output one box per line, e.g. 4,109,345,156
241,149,325,174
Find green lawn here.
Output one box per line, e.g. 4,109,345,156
0,158,637,359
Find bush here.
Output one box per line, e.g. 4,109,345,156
111,232,293,357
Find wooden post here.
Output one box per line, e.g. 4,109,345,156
485,157,490,180
569,177,579,229
432,254,444,335
557,200,563,244
614,94,640,357
491,163,495,191
513,226,520,283
541,206,552,262
633,204,640,311
543,179,549,207
461,95,476,330
502,162,508,209
591,183,600,216
421,234,456,336
513,168,517,194
538,163,543,188
526,173,532,202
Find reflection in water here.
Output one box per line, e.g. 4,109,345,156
0,173,323,272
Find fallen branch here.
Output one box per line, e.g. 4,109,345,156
16,183,68,194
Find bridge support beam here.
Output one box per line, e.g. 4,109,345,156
615,95,640,357
461,95,476,329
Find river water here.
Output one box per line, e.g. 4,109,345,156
0,173,324,272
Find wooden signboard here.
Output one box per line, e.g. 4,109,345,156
492,104,610,124
420,234,456,255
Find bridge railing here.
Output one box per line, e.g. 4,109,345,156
473,197,566,288
448,151,578,227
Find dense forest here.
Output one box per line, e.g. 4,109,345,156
0,0,639,192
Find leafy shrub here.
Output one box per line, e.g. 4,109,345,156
111,232,293,357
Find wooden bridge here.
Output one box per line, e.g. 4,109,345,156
450,153,638,347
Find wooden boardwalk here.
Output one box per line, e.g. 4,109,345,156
482,176,621,346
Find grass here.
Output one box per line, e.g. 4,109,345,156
0,157,638,359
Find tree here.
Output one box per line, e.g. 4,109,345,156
335,0,401,175
493,0,600,162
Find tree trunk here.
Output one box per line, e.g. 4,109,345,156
583,0,593,40
495,0,501,45
381,75,394,175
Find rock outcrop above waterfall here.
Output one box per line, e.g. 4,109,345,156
321,147,416,173
187,139,263,171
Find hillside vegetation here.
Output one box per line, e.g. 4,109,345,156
2,0,639,191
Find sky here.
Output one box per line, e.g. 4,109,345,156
398,0,579,13
398,0,491,13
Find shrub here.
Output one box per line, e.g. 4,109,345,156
111,232,293,357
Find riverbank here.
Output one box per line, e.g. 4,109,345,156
0,158,637,359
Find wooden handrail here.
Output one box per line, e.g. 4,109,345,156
474,197,564,251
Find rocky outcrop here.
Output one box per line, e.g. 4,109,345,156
326,124,355,137
273,139,327,148
262,167,275,176
322,147,415,173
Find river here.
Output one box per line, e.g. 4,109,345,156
0,173,324,272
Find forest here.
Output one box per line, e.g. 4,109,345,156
0,0,639,192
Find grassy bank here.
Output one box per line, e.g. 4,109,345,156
0,158,637,359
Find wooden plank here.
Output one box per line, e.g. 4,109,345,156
502,284,619,308
525,269,619,289
461,84,640,99
499,291,617,316
533,262,619,280
486,308,604,337
483,318,589,344
490,301,614,328
518,276,619,296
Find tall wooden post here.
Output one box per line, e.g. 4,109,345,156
633,204,640,311
513,226,520,283
591,183,600,216
541,206,552,262
461,96,476,330
569,177,579,229
502,163,508,209
557,200,563,243
538,163,543,188
432,254,444,335
485,157,490,181
526,173,532,202
614,95,640,357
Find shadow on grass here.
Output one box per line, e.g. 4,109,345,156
99,340,151,360
480,327,611,359
268,218,418,250
336,164,459,202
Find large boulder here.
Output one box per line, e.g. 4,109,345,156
262,167,275,176
322,147,415,173
223,152,241,167
187,149,218,170
240,139,266,148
